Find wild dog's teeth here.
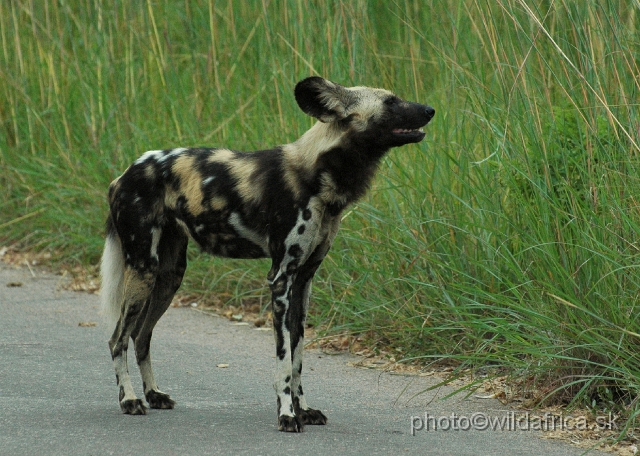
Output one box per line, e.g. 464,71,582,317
393,128,424,133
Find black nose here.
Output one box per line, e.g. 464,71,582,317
425,106,435,120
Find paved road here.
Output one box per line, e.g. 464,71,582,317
0,263,605,455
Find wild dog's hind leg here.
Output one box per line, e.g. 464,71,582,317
132,221,188,410
109,265,157,415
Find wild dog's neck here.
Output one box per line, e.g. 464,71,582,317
282,121,389,213
282,122,344,171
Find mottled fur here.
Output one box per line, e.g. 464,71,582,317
100,77,435,431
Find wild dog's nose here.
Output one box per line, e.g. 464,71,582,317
425,106,435,121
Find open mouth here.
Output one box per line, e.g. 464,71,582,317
391,127,426,142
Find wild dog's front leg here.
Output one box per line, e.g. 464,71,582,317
268,201,338,431
289,255,327,426
268,263,302,432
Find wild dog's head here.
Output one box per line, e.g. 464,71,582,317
294,76,435,150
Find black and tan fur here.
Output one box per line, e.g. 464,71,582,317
100,76,435,432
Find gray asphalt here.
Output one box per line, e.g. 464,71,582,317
0,263,605,455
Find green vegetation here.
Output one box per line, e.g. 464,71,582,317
1,0,639,436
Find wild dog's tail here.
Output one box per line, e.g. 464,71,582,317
99,216,124,330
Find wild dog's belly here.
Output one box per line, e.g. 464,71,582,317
178,216,269,259
171,202,270,260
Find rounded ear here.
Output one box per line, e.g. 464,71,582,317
294,77,349,123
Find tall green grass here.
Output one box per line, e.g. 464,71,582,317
2,0,640,434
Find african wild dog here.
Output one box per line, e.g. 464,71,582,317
100,76,435,432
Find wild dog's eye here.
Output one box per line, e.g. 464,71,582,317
384,96,400,106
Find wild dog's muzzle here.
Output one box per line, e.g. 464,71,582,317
391,104,435,144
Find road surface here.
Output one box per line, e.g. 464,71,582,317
0,263,605,455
